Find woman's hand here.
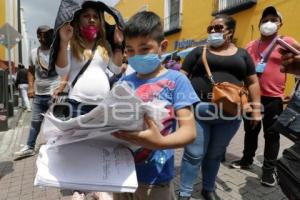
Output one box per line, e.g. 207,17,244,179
52,86,65,100
112,115,164,149
113,26,124,45
59,23,73,43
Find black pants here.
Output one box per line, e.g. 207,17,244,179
241,96,283,171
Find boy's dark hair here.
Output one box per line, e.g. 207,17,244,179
124,11,164,43
214,14,236,39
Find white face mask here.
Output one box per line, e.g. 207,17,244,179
260,21,278,36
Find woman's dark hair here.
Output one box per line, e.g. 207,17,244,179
124,11,164,43
214,14,236,40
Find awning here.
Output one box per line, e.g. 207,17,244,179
177,46,197,58
161,50,178,61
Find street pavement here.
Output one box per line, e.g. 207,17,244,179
0,109,292,200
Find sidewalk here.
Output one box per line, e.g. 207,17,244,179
173,131,291,200
0,110,292,200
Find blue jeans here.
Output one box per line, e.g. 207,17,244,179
180,103,241,196
27,95,52,148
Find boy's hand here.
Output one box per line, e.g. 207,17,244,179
112,115,164,149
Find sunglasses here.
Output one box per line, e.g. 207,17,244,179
207,24,225,33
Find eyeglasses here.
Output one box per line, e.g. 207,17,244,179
207,24,225,33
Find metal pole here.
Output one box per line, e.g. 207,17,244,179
7,49,13,101
6,27,14,101
17,0,22,63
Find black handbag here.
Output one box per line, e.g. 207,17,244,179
277,141,300,199
272,82,300,142
51,92,71,120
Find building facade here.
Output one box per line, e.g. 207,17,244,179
115,0,300,94
0,0,6,59
0,0,26,66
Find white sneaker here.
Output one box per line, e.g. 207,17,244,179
14,145,35,157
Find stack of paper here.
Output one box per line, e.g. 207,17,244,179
34,83,168,192
41,83,169,147
35,141,138,192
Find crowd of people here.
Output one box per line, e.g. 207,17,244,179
11,1,300,200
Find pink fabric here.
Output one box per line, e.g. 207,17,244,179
246,36,297,97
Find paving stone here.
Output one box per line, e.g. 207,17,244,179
264,190,287,200
20,194,33,200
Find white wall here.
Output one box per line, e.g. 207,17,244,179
20,7,29,68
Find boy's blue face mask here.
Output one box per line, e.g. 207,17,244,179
128,53,161,75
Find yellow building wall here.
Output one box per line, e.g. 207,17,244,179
115,0,213,50
115,0,300,94
115,0,164,21
231,0,300,94
0,0,6,59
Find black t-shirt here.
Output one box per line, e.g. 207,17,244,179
15,68,28,86
182,46,256,101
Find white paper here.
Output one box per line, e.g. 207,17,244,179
35,141,138,192
35,83,169,192
41,82,169,148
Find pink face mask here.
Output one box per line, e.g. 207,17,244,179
80,25,99,41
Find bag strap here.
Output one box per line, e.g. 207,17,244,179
201,45,215,84
36,47,48,71
295,80,300,91
259,36,281,63
71,45,97,88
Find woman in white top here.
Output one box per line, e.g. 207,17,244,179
55,3,123,117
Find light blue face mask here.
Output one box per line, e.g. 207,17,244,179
207,33,225,48
128,53,161,75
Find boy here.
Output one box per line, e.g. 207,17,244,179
112,11,200,200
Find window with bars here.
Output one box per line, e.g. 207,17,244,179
212,0,257,15
164,0,182,35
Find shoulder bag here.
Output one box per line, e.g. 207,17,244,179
277,141,300,199
271,82,300,142
202,46,251,116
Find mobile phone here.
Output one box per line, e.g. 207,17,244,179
276,38,300,55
